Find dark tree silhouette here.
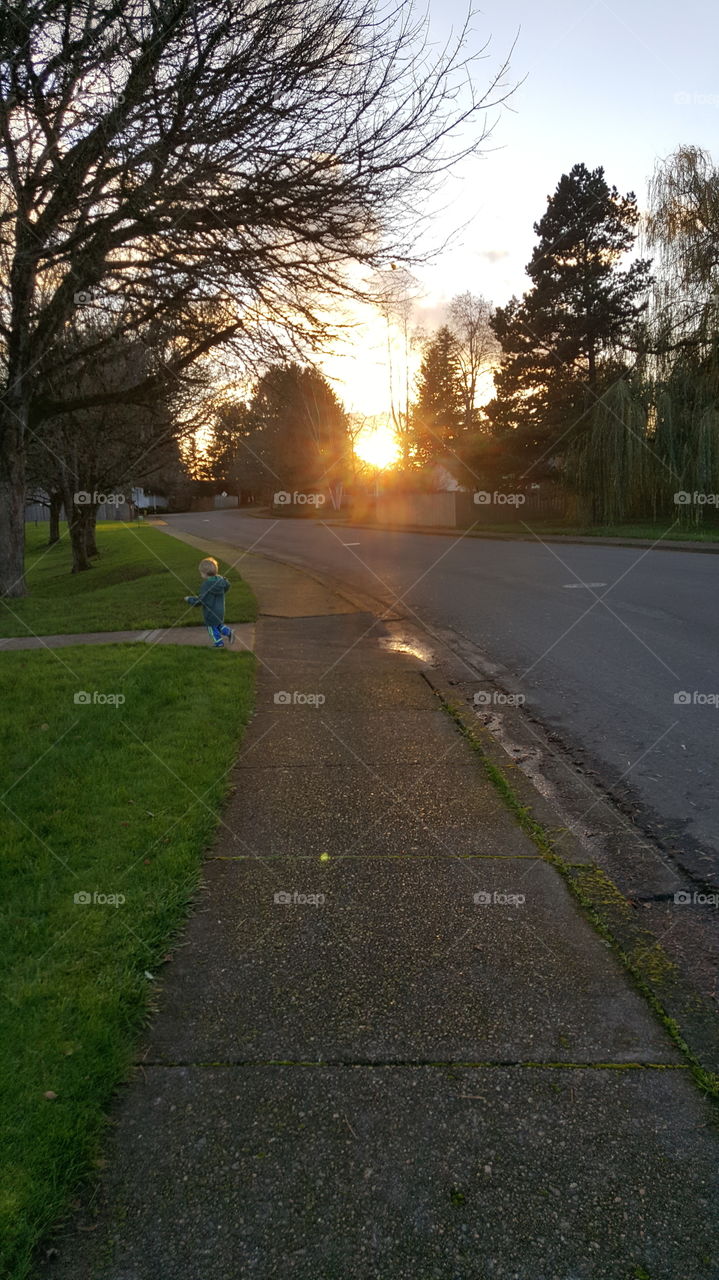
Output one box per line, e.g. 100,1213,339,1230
0,0,512,594
487,163,652,469
245,363,349,497
409,325,465,466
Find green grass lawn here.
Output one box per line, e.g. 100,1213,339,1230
0,643,255,1278
0,522,257,638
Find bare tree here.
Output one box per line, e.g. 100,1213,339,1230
448,291,499,428
28,318,192,571
373,266,424,463
0,0,512,594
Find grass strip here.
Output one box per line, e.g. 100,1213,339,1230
0,643,254,1278
0,523,256,638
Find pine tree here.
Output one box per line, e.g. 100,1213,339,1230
410,326,465,466
488,163,652,468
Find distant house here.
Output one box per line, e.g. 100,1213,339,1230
427,463,463,492
132,487,169,512
25,486,169,523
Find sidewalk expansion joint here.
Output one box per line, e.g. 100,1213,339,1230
235,762,442,770
205,853,544,862
136,1058,689,1071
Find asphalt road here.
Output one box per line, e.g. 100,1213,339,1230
166,510,719,884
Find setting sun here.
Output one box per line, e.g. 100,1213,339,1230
354,425,401,469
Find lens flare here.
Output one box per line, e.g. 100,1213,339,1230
354,426,401,469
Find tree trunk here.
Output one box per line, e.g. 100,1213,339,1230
70,509,93,573
0,407,27,597
60,483,93,573
48,491,62,545
85,504,99,558
587,336,597,388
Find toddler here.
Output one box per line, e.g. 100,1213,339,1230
184,557,234,648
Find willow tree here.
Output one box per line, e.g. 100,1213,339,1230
644,146,719,372
569,357,719,527
567,380,655,525
652,350,719,525
636,147,719,524
0,0,513,596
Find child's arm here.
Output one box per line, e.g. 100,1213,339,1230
184,581,209,605
185,579,220,605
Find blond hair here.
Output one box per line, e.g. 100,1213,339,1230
199,557,219,577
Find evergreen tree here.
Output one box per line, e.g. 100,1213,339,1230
204,400,268,498
211,364,349,498
410,326,465,466
488,163,652,466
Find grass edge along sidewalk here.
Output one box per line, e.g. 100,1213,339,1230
1,629,255,1273
0,523,257,639
316,515,719,551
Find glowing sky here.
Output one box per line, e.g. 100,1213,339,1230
322,0,719,417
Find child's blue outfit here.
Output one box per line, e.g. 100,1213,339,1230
185,575,232,647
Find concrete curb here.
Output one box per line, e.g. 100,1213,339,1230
232,508,719,552
423,670,719,1085
318,517,719,554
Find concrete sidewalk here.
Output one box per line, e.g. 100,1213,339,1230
0,624,256,651
40,577,719,1276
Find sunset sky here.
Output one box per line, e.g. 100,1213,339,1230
324,0,719,419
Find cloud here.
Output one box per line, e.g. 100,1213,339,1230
479,249,510,263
